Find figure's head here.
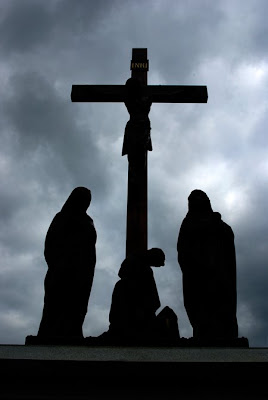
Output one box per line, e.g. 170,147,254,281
125,77,142,97
188,189,213,215
61,186,92,213
147,248,165,267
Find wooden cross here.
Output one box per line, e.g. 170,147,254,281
71,48,208,257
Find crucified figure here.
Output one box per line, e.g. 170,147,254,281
122,77,152,179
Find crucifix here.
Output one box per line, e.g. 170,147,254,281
71,48,208,257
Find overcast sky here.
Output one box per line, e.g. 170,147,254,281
0,0,267,347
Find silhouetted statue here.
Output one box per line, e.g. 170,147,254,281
155,305,180,342
122,77,152,174
107,248,166,342
37,186,97,340
177,189,238,340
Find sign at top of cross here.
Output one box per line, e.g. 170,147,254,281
71,48,208,257
71,48,207,104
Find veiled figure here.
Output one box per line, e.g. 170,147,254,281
108,248,165,341
177,189,238,340
38,186,97,339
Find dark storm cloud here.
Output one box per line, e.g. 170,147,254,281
0,0,116,54
0,1,53,54
148,2,226,82
2,70,111,197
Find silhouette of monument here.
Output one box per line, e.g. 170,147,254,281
26,49,248,347
177,189,239,342
27,187,96,344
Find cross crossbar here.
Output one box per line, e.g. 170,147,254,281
71,85,208,103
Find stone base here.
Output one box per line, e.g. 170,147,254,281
2,344,268,399
25,334,249,348
1,344,268,399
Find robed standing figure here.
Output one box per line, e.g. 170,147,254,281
177,189,238,340
38,186,97,339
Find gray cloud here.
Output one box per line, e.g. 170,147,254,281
0,1,54,54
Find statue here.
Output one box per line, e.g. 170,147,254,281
37,186,97,340
177,189,238,341
122,77,152,176
107,248,166,342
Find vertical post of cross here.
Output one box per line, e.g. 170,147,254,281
125,48,149,257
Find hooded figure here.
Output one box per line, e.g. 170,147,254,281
38,187,97,339
177,189,238,340
108,248,165,341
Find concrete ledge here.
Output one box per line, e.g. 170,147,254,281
25,334,250,348
1,345,268,398
0,344,264,363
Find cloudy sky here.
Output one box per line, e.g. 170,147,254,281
0,0,267,347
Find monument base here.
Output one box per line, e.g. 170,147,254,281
25,334,249,348
0,344,267,399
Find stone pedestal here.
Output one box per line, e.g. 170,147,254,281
1,344,267,399
25,334,249,347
